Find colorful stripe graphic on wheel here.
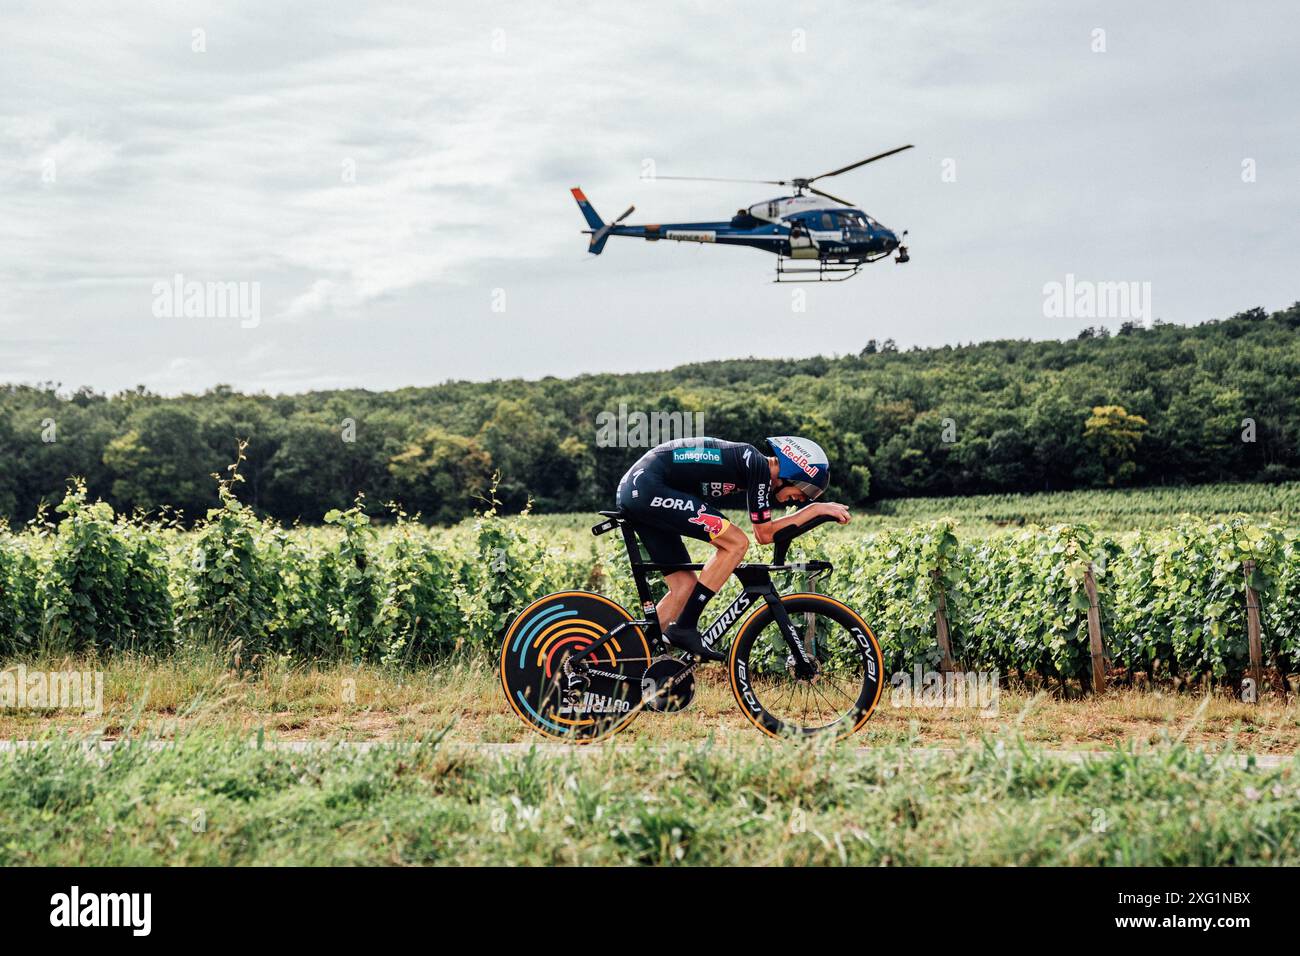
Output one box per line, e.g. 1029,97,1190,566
500,590,652,742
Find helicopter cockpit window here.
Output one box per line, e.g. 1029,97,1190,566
820,213,834,230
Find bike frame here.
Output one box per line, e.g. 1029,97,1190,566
580,511,831,676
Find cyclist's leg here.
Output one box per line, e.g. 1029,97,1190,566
659,572,698,630
665,514,744,650
628,523,698,630
617,478,739,657
616,471,700,630
643,525,744,631
629,486,747,591
698,521,747,592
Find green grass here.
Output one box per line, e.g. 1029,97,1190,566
4,650,1297,866
5,650,1298,752
2,729,1297,865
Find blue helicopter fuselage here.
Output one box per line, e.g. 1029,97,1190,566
572,188,902,262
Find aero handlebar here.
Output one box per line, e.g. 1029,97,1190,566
771,511,839,565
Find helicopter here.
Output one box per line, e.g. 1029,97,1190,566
571,145,913,283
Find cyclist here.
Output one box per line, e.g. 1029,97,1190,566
615,435,850,662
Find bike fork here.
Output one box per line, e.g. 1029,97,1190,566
761,591,817,679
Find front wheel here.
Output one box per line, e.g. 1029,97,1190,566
728,593,884,740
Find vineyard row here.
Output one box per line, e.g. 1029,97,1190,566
1,484,1297,687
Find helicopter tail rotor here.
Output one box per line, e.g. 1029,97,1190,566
571,187,634,255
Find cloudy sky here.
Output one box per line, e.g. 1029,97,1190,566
2,1,1296,395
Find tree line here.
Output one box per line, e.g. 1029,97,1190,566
1,303,1297,525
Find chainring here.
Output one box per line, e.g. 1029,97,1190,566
641,657,697,713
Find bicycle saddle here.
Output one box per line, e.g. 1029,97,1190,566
592,511,626,535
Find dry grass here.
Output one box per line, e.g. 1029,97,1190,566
3,651,1297,754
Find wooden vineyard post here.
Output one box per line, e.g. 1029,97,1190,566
931,569,957,673
1242,559,1264,702
1083,563,1106,694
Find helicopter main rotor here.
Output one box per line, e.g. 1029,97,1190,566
655,144,914,205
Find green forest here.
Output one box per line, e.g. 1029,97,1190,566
2,303,1297,526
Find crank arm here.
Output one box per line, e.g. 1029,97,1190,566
657,660,700,693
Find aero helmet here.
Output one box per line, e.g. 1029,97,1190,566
765,436,830,499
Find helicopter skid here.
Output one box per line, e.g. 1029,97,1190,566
774,254,885,283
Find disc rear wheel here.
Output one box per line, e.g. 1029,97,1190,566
500,591,652,743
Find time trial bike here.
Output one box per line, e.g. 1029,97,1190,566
500,509,884,742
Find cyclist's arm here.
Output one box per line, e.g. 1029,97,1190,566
743,448,775,542
751,502,850,545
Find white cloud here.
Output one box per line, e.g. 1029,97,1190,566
0,1,1296,393
279,278,341,321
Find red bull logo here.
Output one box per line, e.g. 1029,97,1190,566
781,442,821,479
688,511,727,538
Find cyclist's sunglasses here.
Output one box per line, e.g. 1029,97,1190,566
785,479,825,499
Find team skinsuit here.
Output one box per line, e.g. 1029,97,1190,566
615,437,773,565
615,435,831,662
